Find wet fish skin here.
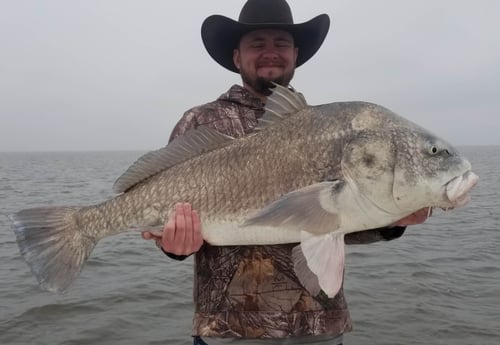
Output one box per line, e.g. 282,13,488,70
10,85,478,295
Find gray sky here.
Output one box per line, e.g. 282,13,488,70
1,0,499,152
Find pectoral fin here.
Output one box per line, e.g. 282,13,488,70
292,231,346,298
243,182,341,235
243,181,347,297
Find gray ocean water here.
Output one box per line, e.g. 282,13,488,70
0,146,498,345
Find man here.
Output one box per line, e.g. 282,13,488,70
142,1,430,344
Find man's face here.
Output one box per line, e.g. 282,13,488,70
233,29,298,96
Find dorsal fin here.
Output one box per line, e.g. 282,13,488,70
255,83,309,131
113,126,234,193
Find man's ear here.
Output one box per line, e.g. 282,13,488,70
294,47,299,66
233,49,241,70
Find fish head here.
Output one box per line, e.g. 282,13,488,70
390,129,479,212
340,125,478,218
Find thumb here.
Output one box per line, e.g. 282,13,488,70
141,231,153,240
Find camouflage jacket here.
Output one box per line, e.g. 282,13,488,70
167,84,405,339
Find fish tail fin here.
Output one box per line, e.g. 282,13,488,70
10,206,97,293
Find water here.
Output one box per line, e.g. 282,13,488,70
0,147,499,345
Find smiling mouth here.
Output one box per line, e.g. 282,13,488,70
257,66,283,69
256,59,285,67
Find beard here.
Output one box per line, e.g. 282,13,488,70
240,67,295,96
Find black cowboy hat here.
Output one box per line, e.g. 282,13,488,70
201,0,330,73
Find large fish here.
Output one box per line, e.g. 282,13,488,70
10,85,478,296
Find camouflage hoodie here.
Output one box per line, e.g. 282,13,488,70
167,85,405,339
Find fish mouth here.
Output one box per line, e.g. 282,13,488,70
443,170,479,209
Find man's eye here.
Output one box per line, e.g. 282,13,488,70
277,41,293,47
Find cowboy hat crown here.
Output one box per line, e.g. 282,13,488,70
201,0,330,72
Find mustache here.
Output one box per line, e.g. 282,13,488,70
256,57,286,68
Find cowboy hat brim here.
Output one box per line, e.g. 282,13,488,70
201,14,330,73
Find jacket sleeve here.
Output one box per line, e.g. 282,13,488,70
344,226,406,245
161,247,190,261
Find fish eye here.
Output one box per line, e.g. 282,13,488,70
428,145,439,155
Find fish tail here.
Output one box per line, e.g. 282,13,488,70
10,206,97,293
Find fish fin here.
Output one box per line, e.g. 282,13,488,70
293,232,345,298
10,207,97,293
292,244,322,296
255,84,308,131
113,126,234,193
243,182,340,235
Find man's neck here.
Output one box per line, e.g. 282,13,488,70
241,82,268,103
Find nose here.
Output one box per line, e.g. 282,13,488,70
260,42,282,55
260,49,280,63
261,48,279,57
266,54,279,61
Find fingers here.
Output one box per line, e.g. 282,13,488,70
163,208,177,251
141,232,152,240
413,207,432,223
161,202,203,256
141,230,163,240
191,209,203,250
393,207,432,227
176,203,190,247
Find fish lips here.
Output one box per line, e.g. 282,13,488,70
444,170,479,209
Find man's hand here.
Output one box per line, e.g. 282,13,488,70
392,207,432,227
141,202,203,256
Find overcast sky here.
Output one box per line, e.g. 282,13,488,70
1,0,499,152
